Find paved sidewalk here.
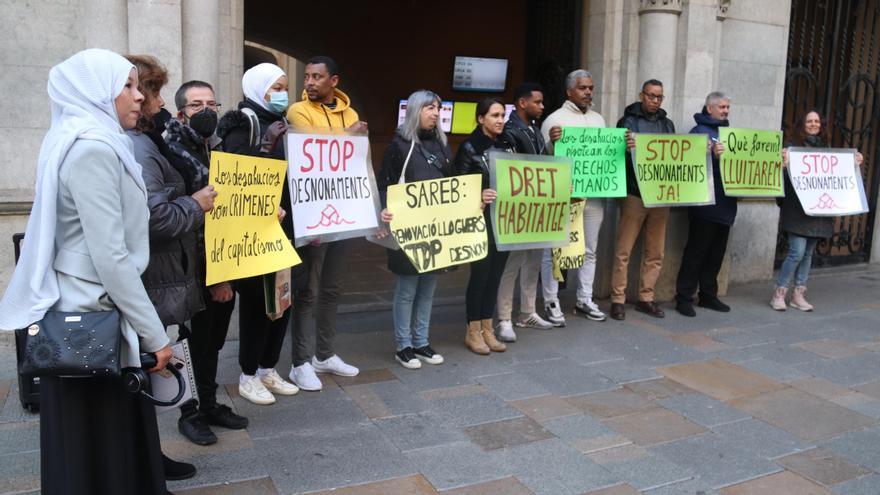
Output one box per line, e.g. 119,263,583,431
2,264,880,494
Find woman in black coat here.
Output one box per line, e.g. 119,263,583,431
378,90,452,369
216,63,300,405
453,97,514,355
772,110,864,311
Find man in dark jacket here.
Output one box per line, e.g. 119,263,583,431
493,83,555,342
165,80,248,446
674,92,734,316
610,79,675,320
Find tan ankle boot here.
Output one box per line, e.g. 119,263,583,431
790,286,814,311
465,321,490,355
770,287,788,311
480,319,506,352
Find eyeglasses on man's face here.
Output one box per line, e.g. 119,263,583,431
184,101,221,112
641,92,664,102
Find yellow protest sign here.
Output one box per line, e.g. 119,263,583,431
387,174,487,272
552,200,586,281
205,152,301,285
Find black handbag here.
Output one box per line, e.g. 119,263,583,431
16,310,121,378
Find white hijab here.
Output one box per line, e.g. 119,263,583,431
0,48,147,330
242,63,285,111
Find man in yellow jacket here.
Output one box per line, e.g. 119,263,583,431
286,56,366,391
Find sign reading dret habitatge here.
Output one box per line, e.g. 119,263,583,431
286,132,381,246
719,128,784,197
205,152,301,286
387,175,487,272
554,127,627,198
634,134,713,207
489,152,572,251
787,148,869,216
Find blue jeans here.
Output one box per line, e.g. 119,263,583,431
776,233,819,288
393,274,439,351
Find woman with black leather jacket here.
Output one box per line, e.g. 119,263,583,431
453,97,513,356
216,63,300,405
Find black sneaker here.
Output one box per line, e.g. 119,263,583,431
201,403,249,430
413,345,445,365
395,347,421,369
162,453,196,481
676,301,696,317
698,296,731,312
178,412,218,445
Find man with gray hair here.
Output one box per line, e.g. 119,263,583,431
674,91,734,317
538,69,608,326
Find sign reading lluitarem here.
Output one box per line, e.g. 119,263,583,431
286,132,380,246
718,128,784,197
634,134,713,207
787,148,869,216
386,174,487,272
489,152,572,251
205,152,301,286
554,127,627,198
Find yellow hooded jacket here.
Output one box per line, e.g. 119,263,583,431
287,88,359,131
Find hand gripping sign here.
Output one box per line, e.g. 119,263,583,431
204,152,301,286
286,131,383,247
787,148,868,216
489,151,572,251
633,134,714,207
386,174,488,272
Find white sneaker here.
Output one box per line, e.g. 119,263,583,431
259,369,299,396
239,375,275,405
496,320,517,342
544,301,566,327
312,355,359,377
516,312,554,330
289,362,322,391
575,301,607,322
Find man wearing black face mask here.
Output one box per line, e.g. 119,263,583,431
164,80,248,446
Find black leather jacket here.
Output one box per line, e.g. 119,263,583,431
500,111,546,155
453,128,514,189
617,102,676,197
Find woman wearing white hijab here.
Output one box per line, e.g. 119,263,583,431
0,49,172,494
216,63,300,405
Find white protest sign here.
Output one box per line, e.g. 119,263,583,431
287,133,380,246
788,148,868,217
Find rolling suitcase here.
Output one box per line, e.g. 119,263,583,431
12,233,39,413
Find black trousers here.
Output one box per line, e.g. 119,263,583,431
675,217,731,303
466,243,509,322
237,274,289,375
184,294,235,410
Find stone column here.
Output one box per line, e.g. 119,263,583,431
217,0,244,109
637,0,681,101
181,0,220,87
79,0,129,52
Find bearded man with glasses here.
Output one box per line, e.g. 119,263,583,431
608,79,676,321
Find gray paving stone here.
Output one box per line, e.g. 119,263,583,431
390,362,475,392
820,425,880,472
0,450,40,494
497,438,620,495
464,416,555,451
588,360,662,384
0,422,39,456
737,357,813,382
651,432,782,488
239,387,369,439
711,418,812,459
594,450,695,490
515,359,617,397
641,478,719,494
344,379,430,419
403,441,507,490
708,328,777,348
796,354,880,387
373,411,467,452
475,371,551,401
831,474,880,495
426,390,523,428
843,400,880,419
540,413,614,440
658,394,751,428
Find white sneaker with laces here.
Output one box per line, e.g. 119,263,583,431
515,312,554,330
496,320,517,342
312,355,359,377
239,375,275,405
289,362,323,391
259,369,299,396
544,301,566,327
575,301,607,322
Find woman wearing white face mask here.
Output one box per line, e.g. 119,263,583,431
0,49,172,494
216,63,300,405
